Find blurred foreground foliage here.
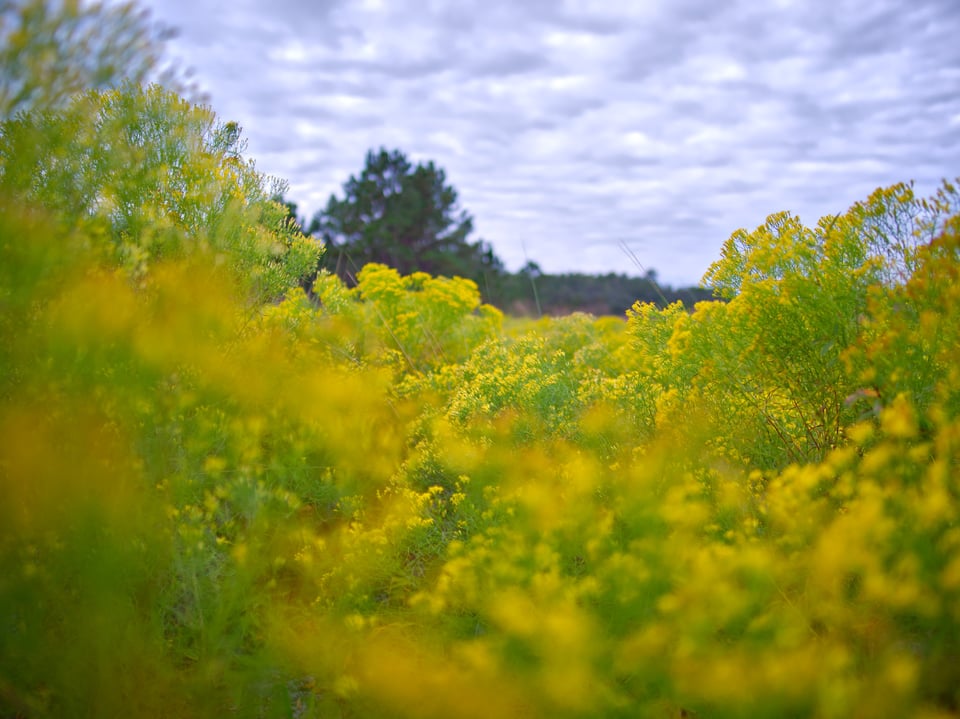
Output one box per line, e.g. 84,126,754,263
3,4,960,717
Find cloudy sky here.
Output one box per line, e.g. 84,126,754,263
146,0,959,286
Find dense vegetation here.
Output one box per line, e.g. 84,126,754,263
483,267,715,317
288,149,708,315
3,2,960,717
306,148,501,289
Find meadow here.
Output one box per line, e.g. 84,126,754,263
2,76,960,717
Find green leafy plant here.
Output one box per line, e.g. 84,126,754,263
4,3,960,716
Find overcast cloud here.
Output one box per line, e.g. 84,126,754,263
146,0,960,286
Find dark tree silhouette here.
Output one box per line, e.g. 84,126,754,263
310,148,502,285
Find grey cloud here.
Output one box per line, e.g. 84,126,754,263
466,50,548,78
586,152,666,171
144,0,960,285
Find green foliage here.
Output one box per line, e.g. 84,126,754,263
0,0,182,119
6,135,960,718
0,82,321,303
844,181,960,425
4,6,960,716
672,182,957,470
286,263,503,375
311,147,503,287
352,263,503,371
487,270,713,317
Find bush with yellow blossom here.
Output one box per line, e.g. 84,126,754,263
3,3,960,716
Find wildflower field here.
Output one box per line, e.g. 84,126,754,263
3,16,960,717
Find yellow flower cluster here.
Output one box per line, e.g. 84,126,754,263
4,88,960,716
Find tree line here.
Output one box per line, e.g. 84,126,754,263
280,148,713,316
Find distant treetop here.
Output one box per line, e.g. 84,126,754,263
309,147,503,287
